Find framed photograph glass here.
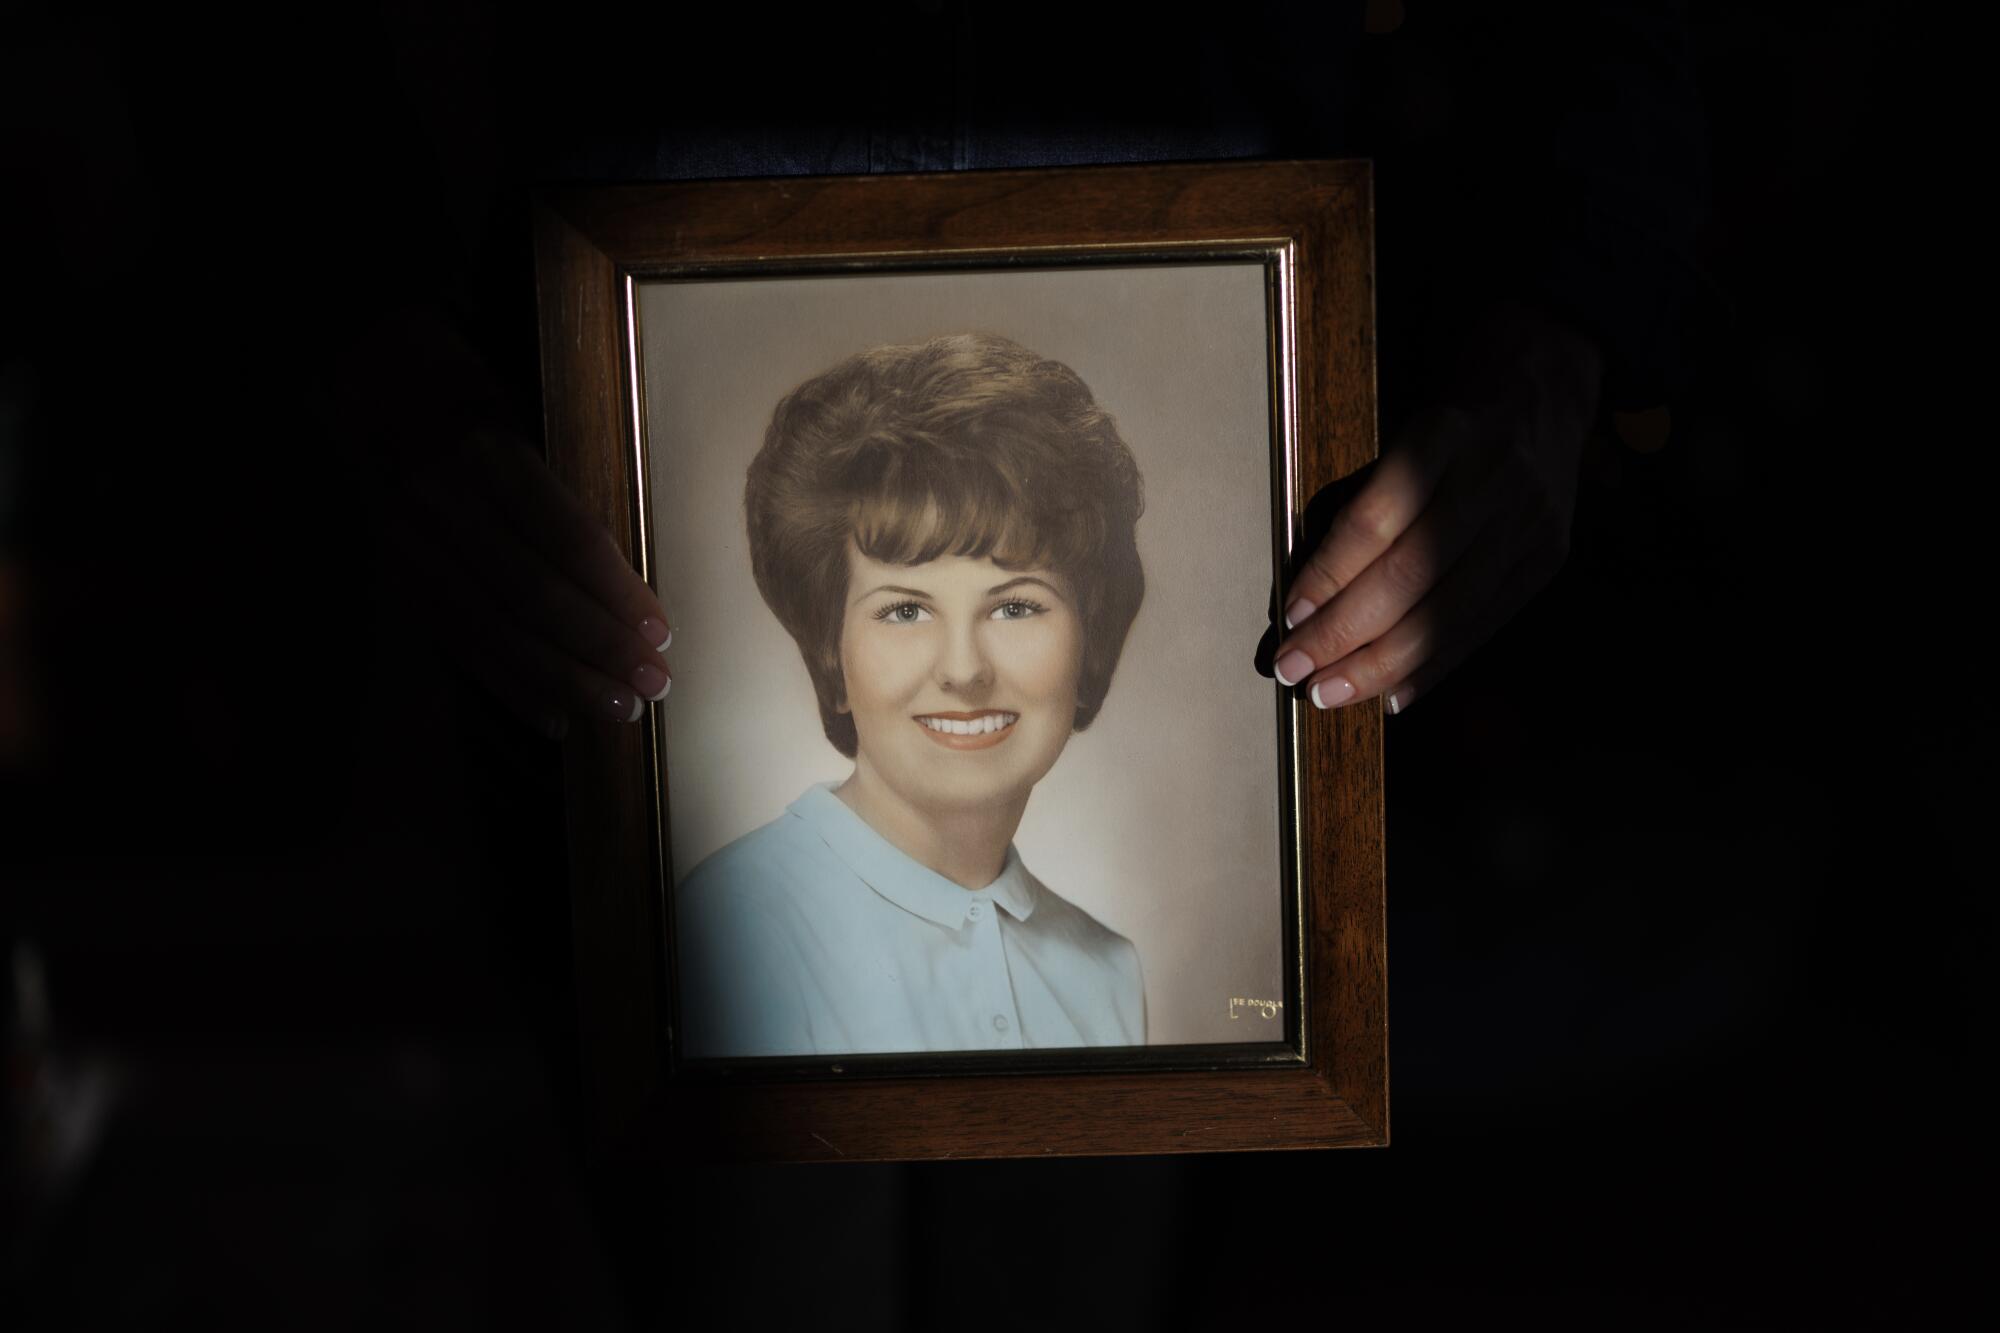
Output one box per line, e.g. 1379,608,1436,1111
534,161,1384,1161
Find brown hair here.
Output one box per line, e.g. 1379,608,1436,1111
745,333,1146,757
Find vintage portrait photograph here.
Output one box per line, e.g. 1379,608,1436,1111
637,261,1294,1062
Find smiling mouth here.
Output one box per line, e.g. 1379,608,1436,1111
914,710,1019,750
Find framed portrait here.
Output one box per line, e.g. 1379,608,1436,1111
534,160,1384,1161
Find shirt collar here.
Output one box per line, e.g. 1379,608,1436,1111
788,783,1039,928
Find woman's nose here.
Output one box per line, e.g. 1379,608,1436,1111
933,619,993,693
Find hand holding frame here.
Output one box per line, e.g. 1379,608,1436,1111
1267,302,1605,713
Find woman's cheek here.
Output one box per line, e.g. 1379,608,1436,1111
1006,615,1083,700
849,623,931,704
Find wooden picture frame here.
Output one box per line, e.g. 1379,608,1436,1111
534,160,1384,1162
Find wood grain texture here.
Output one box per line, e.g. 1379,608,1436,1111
533,203,664,1148
533,161,1385,1162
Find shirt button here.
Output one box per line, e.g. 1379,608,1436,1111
967,903,983,921
992,1014,1010,1032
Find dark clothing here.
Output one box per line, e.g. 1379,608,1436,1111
454,3,1708,411
312,1,1704,416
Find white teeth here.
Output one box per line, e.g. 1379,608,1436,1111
918,712,1019,735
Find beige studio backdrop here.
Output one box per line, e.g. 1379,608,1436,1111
638,262,1286,1048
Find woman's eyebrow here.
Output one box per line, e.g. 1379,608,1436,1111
987,576,1062,598
853,583,931,604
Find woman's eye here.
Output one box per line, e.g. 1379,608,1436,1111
883,602,930,624
992,600,1043,620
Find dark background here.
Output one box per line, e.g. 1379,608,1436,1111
2,3,1978,1327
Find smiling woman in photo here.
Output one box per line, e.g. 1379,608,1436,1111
674,332,1148,1058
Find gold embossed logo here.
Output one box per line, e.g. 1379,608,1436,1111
1228,997,1283,1020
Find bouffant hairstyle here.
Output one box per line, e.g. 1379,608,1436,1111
745,333,1146,758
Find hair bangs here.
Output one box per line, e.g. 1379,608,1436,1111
845,447,1060,572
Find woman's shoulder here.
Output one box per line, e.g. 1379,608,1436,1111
1017,872,1140,968
673,807,837,1059
677,806,832,921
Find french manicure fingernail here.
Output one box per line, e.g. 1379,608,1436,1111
1387,691,1402,715
632,662,671,702
1274,650,1315,687
638,617,672,651
1310,677,1356,709
604,690,641,722
1284,599,1317,630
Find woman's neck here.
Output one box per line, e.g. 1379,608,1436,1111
835,766,1027,890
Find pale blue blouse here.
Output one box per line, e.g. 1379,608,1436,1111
673,784,1146,1058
